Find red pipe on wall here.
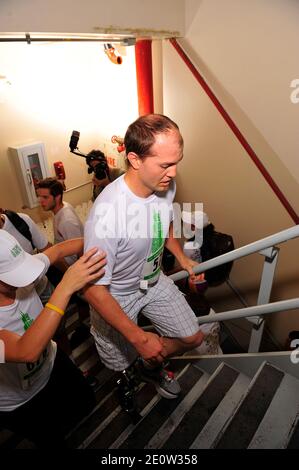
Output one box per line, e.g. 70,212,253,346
135,39,154,116
170,38,299,225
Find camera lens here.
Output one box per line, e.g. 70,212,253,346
94,162,107,180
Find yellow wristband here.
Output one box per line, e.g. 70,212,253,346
45,303,65,316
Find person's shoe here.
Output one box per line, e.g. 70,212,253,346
137,360,181,399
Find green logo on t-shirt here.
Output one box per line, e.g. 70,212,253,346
142,211,165,283
151,211,164,255
20,311,34,331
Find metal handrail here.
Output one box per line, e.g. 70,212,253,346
196,298,299,324
169,224,299,283
168,224,299,352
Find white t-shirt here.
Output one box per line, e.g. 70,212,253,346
0,253,56,412
84,174,175,295
54,202,84,266
2,213,48,254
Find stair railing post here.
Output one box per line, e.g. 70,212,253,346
248,246,280,352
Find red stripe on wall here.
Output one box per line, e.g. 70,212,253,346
170,38,299,225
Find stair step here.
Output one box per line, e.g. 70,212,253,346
86,359,186,449
85,383,158,449
162,363,239,449
66,371,120,448
248,373,299,449
93,366,116,397
215,362,284,449
72,337,94,360
145,370,209,449
78,353,100,375
119,365,203,449
191,371,251,449
75,344,100,369
287,415,299,449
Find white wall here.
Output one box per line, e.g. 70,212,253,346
0,0,183,218
0,0,298,346
0,41,138,217
184,0,299,191
0,0,185,37
163,0,299,346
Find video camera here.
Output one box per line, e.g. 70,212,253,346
69,130,110,181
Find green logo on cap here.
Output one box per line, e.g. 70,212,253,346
11,244,22,258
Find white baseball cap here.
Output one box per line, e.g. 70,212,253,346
0,230,45,287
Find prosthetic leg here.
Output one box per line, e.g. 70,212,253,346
116,363,141,424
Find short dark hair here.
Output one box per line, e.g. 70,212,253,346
124,114,183,159
36,177,64,198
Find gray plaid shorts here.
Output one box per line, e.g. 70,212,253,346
90,272,199,371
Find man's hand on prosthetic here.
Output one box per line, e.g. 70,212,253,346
134,331,165,365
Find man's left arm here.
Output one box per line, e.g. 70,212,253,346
164,222,199,278
43,238,84,266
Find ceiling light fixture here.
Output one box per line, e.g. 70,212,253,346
104,43,122,65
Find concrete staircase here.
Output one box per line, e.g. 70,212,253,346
67,351,299,449
2,306,299,449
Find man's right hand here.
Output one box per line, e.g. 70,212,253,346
84,285,167,365
134,331,165,364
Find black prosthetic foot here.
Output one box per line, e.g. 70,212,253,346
116,367,141,424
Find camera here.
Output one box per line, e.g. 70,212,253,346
86,150,109,181
69,130,110,181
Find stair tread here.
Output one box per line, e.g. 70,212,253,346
287,416,299,449
249,372,299,449
191,371,251,449
216,363,284,449
162,363,239,449
146,372,209,449
86,359,186,449
66,371,119,448
119,365,203,449
86,383,158,449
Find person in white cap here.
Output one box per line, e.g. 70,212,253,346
0,231,106,448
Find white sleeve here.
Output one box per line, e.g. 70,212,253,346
20,213,49,250
57,218,83,240
84,217,119,286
